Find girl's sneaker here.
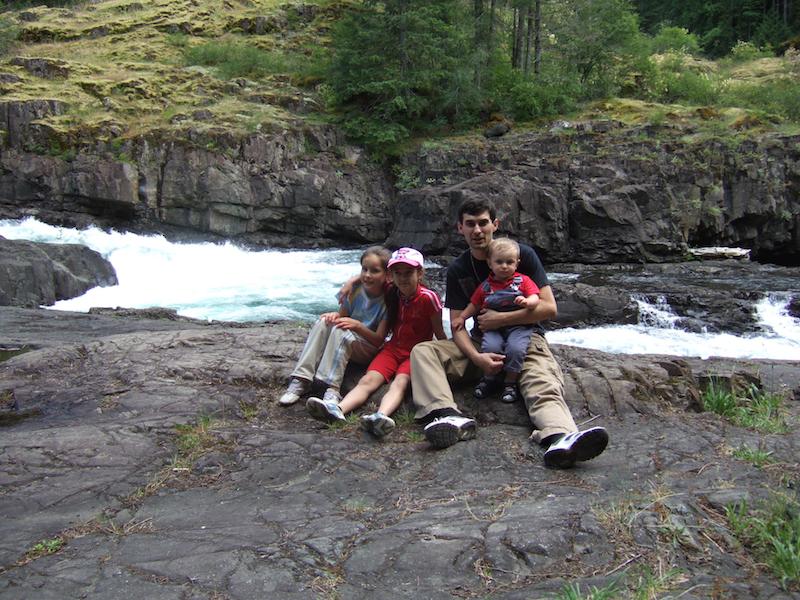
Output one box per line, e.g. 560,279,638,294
307,395,345,423
360,412,396,437
500,384,519,404
278,377,310,406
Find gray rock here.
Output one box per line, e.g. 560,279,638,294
0,307,798,597
0,238,117,307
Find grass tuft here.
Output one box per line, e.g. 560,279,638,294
727,494,800,588
701,379,789,433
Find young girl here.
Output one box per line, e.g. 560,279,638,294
307,247,446,437
451,238,540,404
278,246,391,407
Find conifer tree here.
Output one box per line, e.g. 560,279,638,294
329,0,477,150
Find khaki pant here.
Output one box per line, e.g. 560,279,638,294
292,318,380,388
410,333,577,443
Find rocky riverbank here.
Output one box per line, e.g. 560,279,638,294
1,307,798,598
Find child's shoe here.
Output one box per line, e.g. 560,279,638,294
307,395,346,423
500,384,519,404
473,376,499,399
360,412,396,437
278,377,310,406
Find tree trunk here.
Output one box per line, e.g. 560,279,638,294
524,5,533,74
534,0,542,76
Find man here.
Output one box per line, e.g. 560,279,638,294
411,198,609,468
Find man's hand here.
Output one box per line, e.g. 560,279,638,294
475,308,504,332
473,351,505,375
450,315,465,331
337,275,360,304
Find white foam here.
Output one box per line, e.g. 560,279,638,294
3,217,799,359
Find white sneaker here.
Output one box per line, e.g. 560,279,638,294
360,412,396,437
278,377,309,406
423,415,477,449
322,387,342,404
543,427,609,469
307,396,346,423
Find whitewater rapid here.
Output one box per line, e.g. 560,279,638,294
2,217,799,360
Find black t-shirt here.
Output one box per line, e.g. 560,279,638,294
445,243,549,335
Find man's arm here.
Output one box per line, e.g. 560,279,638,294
450,308,505,375
476,285,557,331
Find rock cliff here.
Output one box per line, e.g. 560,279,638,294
2,108,798,264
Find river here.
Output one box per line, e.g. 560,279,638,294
2,217,799,360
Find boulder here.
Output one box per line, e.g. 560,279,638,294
0,237,117,307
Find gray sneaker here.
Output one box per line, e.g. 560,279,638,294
322,387,342,404
543,427,609,468
360,412,396,437
278,377,310,406
307,396,346,423
423,415,477,449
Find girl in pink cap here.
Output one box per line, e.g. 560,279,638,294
307,247,446,437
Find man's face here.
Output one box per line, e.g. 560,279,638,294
457,210,498,254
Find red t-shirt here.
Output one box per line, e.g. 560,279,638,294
385,284,442,352
469,272,539,310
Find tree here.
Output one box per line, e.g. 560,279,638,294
555,0,641,86
329,0,477,150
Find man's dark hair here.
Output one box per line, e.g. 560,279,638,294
457,198,497,222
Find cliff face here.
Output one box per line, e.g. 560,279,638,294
387,122,800,265
1,102,799,264
0,100,394,247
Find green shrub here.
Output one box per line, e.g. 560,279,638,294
184,41,327,81
720,79,800,122
651,26,702,55
0,14,19,57
729,40,772,63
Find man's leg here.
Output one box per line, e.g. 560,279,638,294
410,339,481,449
519,333,575,442
410,339,478,420
519,334,608,467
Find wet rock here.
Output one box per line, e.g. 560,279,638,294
0,238,117,307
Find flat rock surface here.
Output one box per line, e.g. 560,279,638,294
1,308,799,598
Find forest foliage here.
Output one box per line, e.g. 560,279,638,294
326,0,800,152
0,0,798,154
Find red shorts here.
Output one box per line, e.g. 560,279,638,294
367,343,412,382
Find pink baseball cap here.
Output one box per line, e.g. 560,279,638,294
388,247,424,269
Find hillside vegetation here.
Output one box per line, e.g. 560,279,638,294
0,0,798,155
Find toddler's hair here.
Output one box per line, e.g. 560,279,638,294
361,245,391,269
487,238,520,260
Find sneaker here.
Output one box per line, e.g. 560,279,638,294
500,384,519,404
306,396,346,423
278,377,310,406
360,412,396,437
473,376,499,399
543,427,609,469
423,415,477,449
322,387,342,404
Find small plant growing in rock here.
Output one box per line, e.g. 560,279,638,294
27,537,64,559
732,444,776,468
726,494,800,589
701,379,789,433
551,580,619,600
